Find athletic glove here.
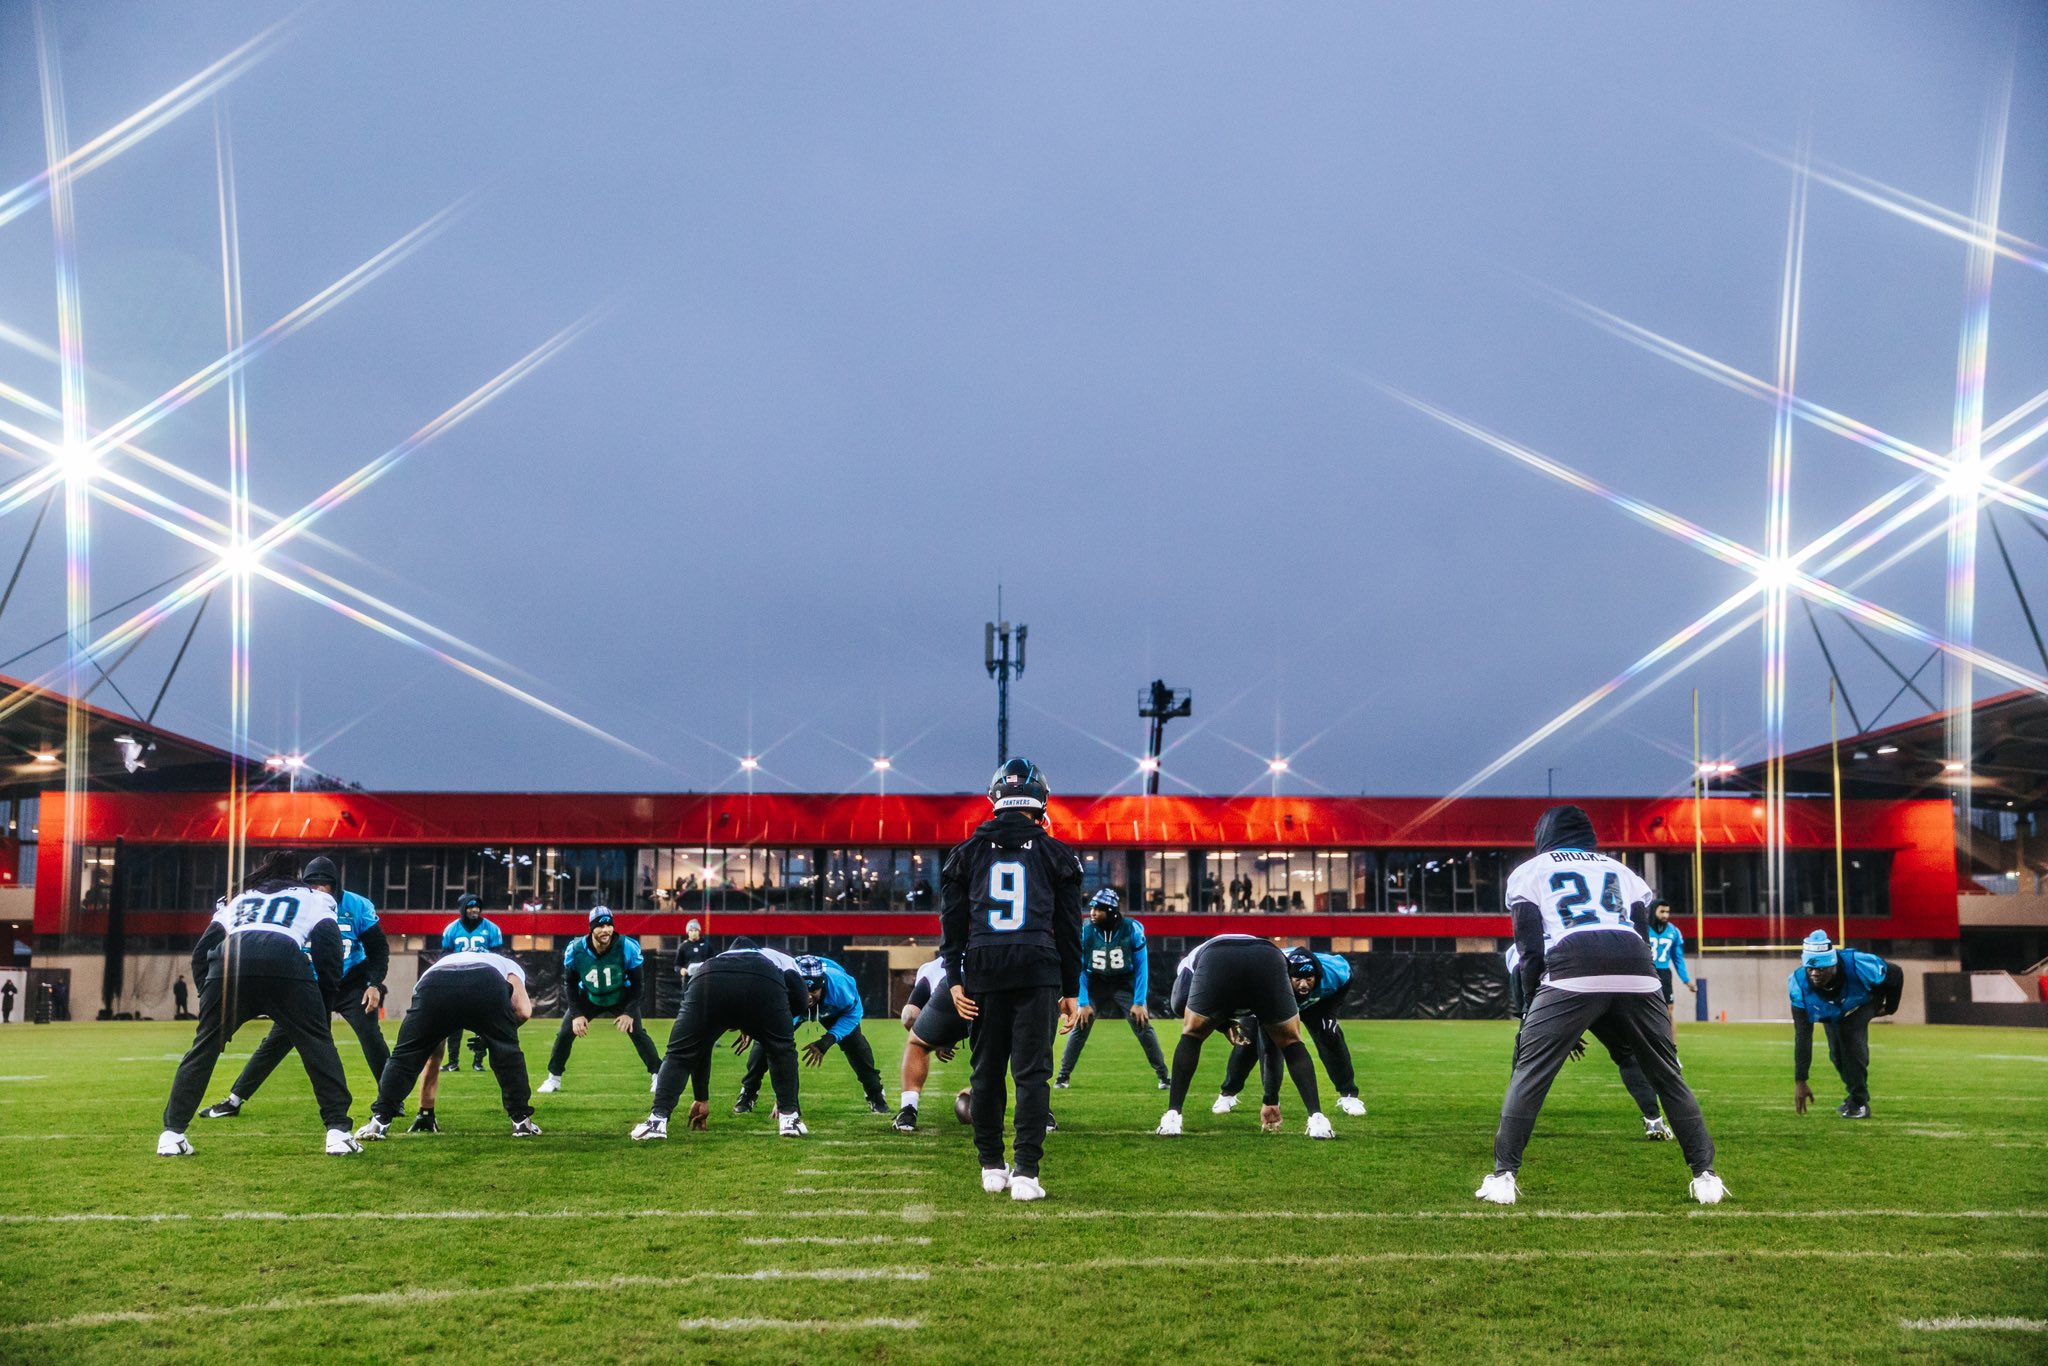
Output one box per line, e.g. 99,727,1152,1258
407,1108,439,1134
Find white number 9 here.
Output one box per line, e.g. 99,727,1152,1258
988,861,1026,931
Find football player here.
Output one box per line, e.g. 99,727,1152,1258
734,954,888,1115
1156,933,1334,1139
1478,806,1723,1206
197,855,391,1120
439,894,505,1072
893,953,968,1132
1215,948,1365,1117
1646,899,1696,1021
356,945,540,1141
538,907,660,1094
158,851,358,1156
634,943,811,1139
939,757,1083,1201
1055,889,1169,1090
1791,930,1903,1120
1506,942,1674,1141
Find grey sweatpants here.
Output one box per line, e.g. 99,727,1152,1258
1493,986,1713,1176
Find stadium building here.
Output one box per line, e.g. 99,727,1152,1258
5,675,2042,1028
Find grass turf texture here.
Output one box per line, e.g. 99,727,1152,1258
0,1018,2042,1364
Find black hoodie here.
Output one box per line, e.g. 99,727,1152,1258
1508,805,1657,997
938,810,1084,995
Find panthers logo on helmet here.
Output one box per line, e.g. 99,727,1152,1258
987,757,1050,811
1285,947,1320,982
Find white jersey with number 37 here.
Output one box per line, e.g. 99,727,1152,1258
1505,852,1654,952
222,885,339,952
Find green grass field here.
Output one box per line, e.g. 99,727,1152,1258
0,1015,2043,1363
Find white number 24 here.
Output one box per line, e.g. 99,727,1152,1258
988,861,1027,931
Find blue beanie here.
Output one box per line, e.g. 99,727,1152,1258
1801,929,1838,969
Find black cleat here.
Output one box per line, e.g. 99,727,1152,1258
199,1099,241,1119
1045,1111,1058,1133
892,1104,918,1133
867,1097,890,1115
471,1056,486,1072
1840,1103,1871,1120
1054,1078,1070,1089
731,1095,755,1115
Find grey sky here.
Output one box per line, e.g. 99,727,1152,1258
0,1,2042,799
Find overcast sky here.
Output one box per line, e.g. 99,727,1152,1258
0,1,2042,799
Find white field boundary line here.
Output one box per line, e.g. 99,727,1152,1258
964,1250,2041,1274
0,1269,928,1335
1900,1317,2047,1332
783,1187,924,1195
5,1206,2045,1227
742,1235,932,1246
678,1317,922,1332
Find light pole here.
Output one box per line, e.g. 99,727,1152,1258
1138,680,1191,796
984,591,1026,765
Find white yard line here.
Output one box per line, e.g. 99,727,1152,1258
957,1249,2039,1275
1,1269,928,1335
1976,1054,2048,1063
783,1187,924,1195
678,1317,922,1332
1029,1207,2048,1222
1900,1317,2047,1332
796,1168,924,1177
742,1235,932,1246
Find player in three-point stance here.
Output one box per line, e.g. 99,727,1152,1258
440,894,506,1072
1477,806,1723,1206
158,851,359,1157
1214,947,1367,1119
1790,930,1902,1120
1506,942,1674,1141
1055,889,1170,1091
1156,933,1336,1139
733,953,888,1115
198,855,392,1121
539,906,661,1095
634,943,811,1140
939,757,1083,1201
357,947,541,1140
893,953,969,1132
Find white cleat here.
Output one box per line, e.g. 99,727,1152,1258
325,1129,363,1156
1689,1171,1727,1205
777,1113,808,1138
1155,1109,1183,1137
631,1116,668,1141
353,1118,389,1143
1009,1174,1046,1202
1211,1093,1239,1115
1337,1095,1367,1117
1475,1171,1519,1205
1305,1112,1336,1140
981,1166,1012,1193
537,1074,563,1094
1643,1117,1673,1142
156,1130,193,1157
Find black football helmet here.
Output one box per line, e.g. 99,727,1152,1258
988,757,1049,812
794,954,827,995
1285,947,1321,989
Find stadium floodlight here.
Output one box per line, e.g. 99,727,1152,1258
739,755,759,770
30,749,58,765
872,756,891,771
1875,744,1899,755
1268,757,1290,774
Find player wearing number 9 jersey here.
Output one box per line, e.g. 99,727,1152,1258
1476,806,1724,1207
158,850,359,1157
939,757,1083,1202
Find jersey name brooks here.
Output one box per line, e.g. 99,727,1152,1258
222,887,338,952
1507,852,1654,950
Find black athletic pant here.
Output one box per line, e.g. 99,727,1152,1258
164,941,352,1133
653,956,801,1118
1494,987,1713,1176
443,1026,486,1067
1057,980,1169,1082
374,967,532,1123
546,1005,662,1076
229,964,390,1102
1823,1004,1876,1108
741,1023,883,1105
1222,1004,1357,1098
969,985,1059,1179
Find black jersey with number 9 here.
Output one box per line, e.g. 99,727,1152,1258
939,811,1085,995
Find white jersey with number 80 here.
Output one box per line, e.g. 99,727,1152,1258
221,886,339,952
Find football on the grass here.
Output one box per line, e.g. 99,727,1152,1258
954,1088,973,1124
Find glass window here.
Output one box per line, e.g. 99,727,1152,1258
1144,851,1189,914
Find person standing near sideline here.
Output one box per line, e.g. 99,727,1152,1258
1645,899,1696,1021
676,918,715,981
940,758,1083,1202
1791,930,1903,1120
170,976,188,1020
1,977,15,1023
